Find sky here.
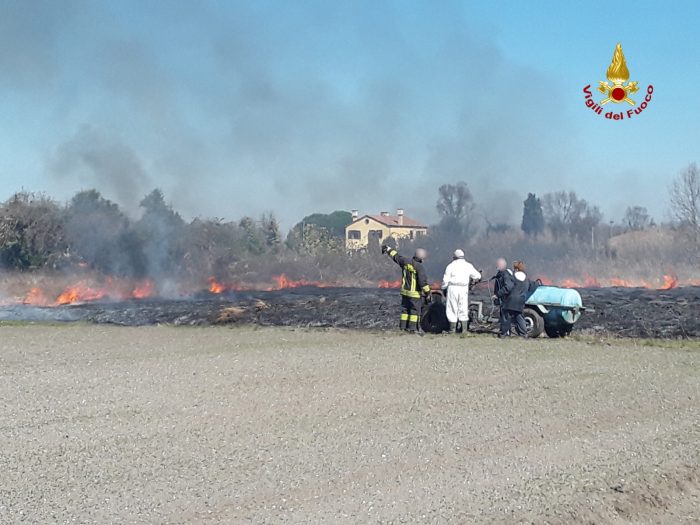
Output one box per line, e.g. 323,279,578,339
1,0,698,228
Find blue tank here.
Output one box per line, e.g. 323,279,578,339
526,286,583,325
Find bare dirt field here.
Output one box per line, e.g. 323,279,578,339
0,326,698,524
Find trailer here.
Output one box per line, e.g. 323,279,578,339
467,285,589,337
421,281,591,337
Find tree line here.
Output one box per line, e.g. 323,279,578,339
433,163,700,244
0,163,697,281
0,189,286,277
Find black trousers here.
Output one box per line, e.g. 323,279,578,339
500,308,527,337
400,295,422,331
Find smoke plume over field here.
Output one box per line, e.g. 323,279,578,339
0,2,698,321
0,1,619,227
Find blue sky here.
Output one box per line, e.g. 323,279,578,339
1,0,698,227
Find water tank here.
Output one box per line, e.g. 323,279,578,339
526,286,583,324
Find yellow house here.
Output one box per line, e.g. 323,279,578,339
345,209,428,250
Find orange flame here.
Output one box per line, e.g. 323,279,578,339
659,274,679,290
207,274,328,293
55,282,108,305
20,278,157,306
23,287,51,307
210,274,406,292
538,273,682,290
560,278,579,289
609,277,630,287
11,269,696,309
132,280,156,299
583,274,601,287
267,274,330,290
208,276,226,294
206,276,247,294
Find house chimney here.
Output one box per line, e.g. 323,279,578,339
380,211,389,217
397,208,404,225
351,209,358,221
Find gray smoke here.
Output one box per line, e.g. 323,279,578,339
48,125,150,211
6,1,578,228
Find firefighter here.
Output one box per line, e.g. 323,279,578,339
382,245,431,332
441,249,481,333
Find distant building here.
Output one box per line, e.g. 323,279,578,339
345,209,428,250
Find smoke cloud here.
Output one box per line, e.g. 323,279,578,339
1,1,596,228
48,126,150,210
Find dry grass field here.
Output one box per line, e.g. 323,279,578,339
0,325,698,523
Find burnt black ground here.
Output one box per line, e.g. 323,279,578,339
1,285,699,338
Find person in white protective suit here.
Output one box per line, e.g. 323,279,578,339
441,249,481,333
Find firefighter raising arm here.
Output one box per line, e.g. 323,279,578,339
413,250,431,299
382,245,431,332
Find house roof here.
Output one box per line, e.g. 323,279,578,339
350,214,427,228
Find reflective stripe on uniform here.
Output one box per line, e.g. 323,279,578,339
408,314,418,322
389,250,426,298
400,312,409,321
402,263,417,296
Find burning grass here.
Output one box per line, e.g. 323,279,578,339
17,278,157,307
0,279,698,338
0,268,698,308
537,272,688,290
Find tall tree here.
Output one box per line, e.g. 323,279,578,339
239,216,265,255
436,182,475,238
623,206,650,231
134,189,186,275
670,163,700,242
261,213,282,251
291,211,353,238
0,192,65,269
521,193,545,237
542,191,602,242
139,189,184,230
64,190,137,275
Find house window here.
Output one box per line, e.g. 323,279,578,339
410,230,414,240
347,230,361,240
369,229,383,239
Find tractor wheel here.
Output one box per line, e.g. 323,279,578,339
545,323,573,338
523,308,545,338
421,301,449,334
559,324,573,337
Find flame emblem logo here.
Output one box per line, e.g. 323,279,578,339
598,43,639,105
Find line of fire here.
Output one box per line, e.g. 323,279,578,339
0,182,698,311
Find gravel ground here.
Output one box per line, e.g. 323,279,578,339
0,326,698,524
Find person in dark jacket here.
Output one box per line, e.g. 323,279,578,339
499,260,529,337
492,257,514,335
382,245,431,332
